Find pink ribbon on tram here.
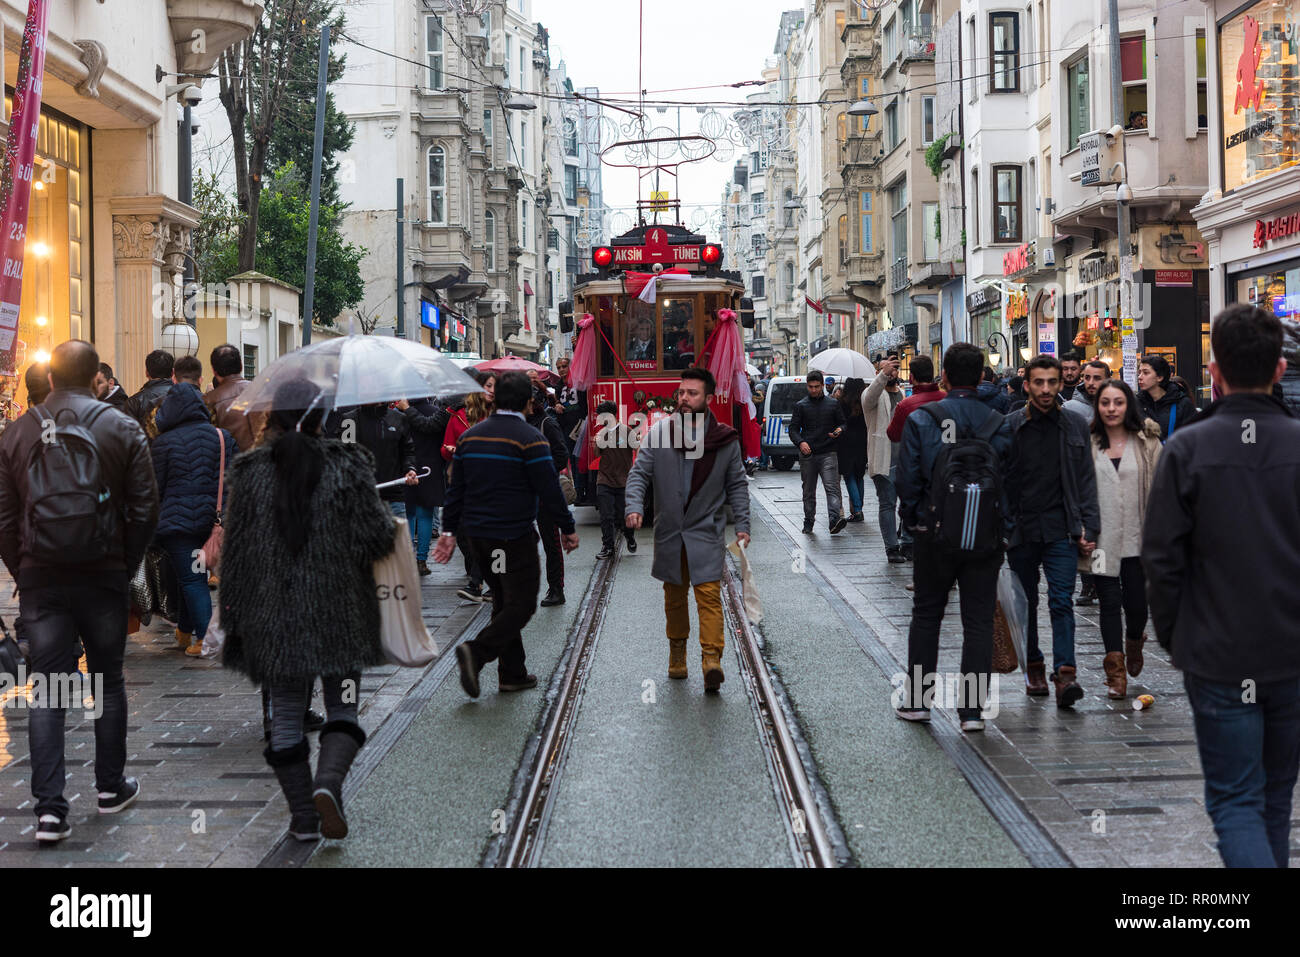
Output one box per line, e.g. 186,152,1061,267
702,308,754,418
570,313,598,391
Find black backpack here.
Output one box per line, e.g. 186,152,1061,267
920,403,1005,553
22,403,118,564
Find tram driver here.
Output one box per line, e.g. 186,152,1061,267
627,316,656,361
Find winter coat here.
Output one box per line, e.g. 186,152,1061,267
836,402,868,477
1079,419,1161,576
789,393,846,456
402,398,449,510
1141,393,1300,683
976,381,1012,413
528,407,570,475
861,375,901,477
151,383,237,540
221,439,396,684
126,378,173,429
332,405,416,502
1062,390,1094,428
886,382,946,443
204,375,264,452
1138,382,1198,441
1004,402,1101,547
625,414,750,586
442,407,470,463
0,387,158,589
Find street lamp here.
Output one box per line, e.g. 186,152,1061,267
847,99,879,117
987,331,1012,371
505,92,537,110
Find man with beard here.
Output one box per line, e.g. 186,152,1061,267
1059,352,1084,403
625,368,750,692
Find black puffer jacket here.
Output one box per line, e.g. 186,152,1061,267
402,398,449,510
1139,382,1198,441
151,383,237,539
126,378,173,428
221,439,396,684
0,387,158,588
788,393,846,454
331,405,417,502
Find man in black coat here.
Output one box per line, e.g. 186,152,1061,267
396,396,449,575
331,404,418,517
0,340,159,843
1142,305,1300,869
1003,353,1100,708
788,369,847,535
125,349,175,427
94,363,128,409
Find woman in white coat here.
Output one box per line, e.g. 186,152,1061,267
1081,379,1162,698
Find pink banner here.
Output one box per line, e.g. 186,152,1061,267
0,0,51,376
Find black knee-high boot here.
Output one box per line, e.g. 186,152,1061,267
264,739,321,841
312,721,366,839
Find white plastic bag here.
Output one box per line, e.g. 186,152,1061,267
375,518,439,667
202,601,225,659
996,564,1029,671
727,541,763,625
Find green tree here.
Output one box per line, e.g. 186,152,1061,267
190,169,245,285
207,163,365,326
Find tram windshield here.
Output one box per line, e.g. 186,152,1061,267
583,290,733,377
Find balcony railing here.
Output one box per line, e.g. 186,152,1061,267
846,250,885,286
902,29,935,62
890,257,911,291
841,131,883,168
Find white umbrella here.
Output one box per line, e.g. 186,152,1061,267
230,335,484,414
745,363,760,378
808,347,877,381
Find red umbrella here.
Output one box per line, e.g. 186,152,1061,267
474,355,548,375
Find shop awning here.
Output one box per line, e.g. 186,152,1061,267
523,280,534,297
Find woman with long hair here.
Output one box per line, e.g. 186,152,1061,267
837,377,868,522
221,378,397,841
1083,379,1162,697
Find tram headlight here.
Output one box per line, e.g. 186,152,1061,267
593,247,613,268
701,244,721,265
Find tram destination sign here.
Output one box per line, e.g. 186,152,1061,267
612,243,702,265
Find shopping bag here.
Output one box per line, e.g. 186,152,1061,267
202,600,226,660
129,544,180,626
996,564,1029,672
374,518,438,667
991,601,1017,673
726,540,763,625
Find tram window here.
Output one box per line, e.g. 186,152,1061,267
696,294,729,367
661,298,696,370
596,296,615,376
625,301,656,361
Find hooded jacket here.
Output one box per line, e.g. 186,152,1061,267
1138,381,1198,441
151,383,237,540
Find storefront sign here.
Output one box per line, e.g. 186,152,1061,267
0,0,51,373
1078,256,1119,284
1037,321,1056,355
1252,211,1300,249
1002,242,1033,278
1220,3,1300,193
966,285,999,314
612,227,701,265
1155,269,1195,287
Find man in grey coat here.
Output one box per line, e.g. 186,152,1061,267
626,367,751,692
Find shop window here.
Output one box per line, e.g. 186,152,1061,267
1122,36,1147,130
1220,4,1300,191
425,16,444,90
993,165,1022,243
1066,53,1089,151
990,12,1020,92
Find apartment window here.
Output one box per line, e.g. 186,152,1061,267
889,179,908,263
505,35,512,83
838,214,849,264
921,201,940,262
884,16,897,62
242,344,257,380
859,192,873,253
921,95,936,145
1036,0,1048,87
751,191,764,218
1121,36,1147,129
989,12,1019,92
784,188,794,227
1196,31,1207,130
519,45,527,83
1066,54,1089,151
967,17,978,103
427,145,446,224
520,198,528,249
483,109,493,153
835,10,845,46
971,168,980,246
993,165,1021,243
751,151,761,173
752,275,765,298
884,101,899,151
566,217,577,252
564,166,577,204
520,119,528,169
784,261,795,298
425,16,444,90
858,76,871,131
485,209,496,271
563,117,579,156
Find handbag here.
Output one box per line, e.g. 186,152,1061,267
129,543,181,625
374,518,439,667
200,427,225,572
992,601,1018,673
558,470,577,506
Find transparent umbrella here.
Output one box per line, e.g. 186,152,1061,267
229,335,484,415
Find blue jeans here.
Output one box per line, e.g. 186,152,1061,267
410,504,440,562
843,472,864,515
1008,537,1078,670
388,500,407,520
158,533,212,642
870,467,912,549
1185,673,1300,868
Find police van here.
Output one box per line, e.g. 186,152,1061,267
759,376,809,471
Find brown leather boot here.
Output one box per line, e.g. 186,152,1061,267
1125,633,1146,678
1025,661,1049,696
702,654,724,693
1103,652,1127,699
1052,665,1084,709
668,639,688,679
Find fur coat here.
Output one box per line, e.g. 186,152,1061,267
220,439,396,684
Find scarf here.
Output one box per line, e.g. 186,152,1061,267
668,410,738,507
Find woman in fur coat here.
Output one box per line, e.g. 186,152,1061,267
221,378,396,841
1081,379,1161,699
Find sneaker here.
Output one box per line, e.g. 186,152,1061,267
1075,583,1097,606
98,777,140,814
457,583,485,603
847,512,865,523
596,546,614,559
960,719,986,733
539,589,565,607
36,814,70,843
895,708,931,723
304,708,326,733
499,674,538,692
886,547,907,564
625,536,637,553
480,589,492,603
830,517,848,534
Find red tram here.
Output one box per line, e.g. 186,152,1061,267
558,222,755,499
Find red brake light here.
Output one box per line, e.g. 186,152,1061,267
701,244,721,265
593,247,613,267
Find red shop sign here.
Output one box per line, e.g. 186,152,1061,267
1252,212,1300,248
1155,269,1194,287
1002,242,1032,277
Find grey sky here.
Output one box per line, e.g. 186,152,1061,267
535,0,801,240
